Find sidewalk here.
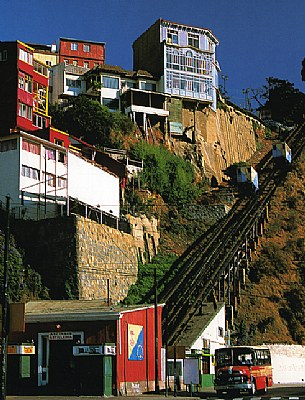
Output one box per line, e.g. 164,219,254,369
7,396,202,400
6,389,207,400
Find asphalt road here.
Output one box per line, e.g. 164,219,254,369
6,384,305,400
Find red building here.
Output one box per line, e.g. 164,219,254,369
0,41,52,136
0,40,76,150
59,37,105,69
8,300,164,396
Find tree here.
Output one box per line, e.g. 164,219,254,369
257,77,305,124
0,232,49,301
49,96,135,148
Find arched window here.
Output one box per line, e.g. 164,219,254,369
172,50,179,70
186,50,194,72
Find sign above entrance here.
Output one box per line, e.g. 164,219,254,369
49,332,73,340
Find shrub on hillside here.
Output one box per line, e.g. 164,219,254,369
129,142,202,206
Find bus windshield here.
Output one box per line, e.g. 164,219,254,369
216,347,254,367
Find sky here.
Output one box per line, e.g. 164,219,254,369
1,0,305,108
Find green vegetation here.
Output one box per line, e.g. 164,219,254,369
49,96,135,149
0,232,49,302
129,142,202,206
122,253,177,305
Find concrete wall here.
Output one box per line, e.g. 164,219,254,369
267,344,305,384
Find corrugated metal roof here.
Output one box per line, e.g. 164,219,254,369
175,302,225,347
25,300,160,323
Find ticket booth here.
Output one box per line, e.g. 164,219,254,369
6,343,35,394
73,343,115,396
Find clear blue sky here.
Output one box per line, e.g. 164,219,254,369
2,0,305,108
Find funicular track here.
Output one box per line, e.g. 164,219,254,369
158,123,305,345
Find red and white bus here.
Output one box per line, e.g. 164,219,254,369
214,346,273,395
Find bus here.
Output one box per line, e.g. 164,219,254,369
214,346,273,395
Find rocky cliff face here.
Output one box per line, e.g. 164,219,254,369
169,101,262,184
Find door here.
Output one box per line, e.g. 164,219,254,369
38,331,84,388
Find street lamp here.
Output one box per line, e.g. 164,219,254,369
221,74,228,97
242,88,251,111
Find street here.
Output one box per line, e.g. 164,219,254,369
6,384,305,400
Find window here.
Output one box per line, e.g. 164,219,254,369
125,81,136,89
173,50,179,70
83,44,90,52
21,165,40,180
71,42,78,51
19,73,33,93
0,139,17,152
84,61,89,69
25,74,33,92
46,148,56,160
188,33,199,48
22,139,40,155
0,50,7,62
58,176,67,188
102,76,119,89
102,98,119,111
167,29,178,44
34,61,48,76
58,151,66,163
186,50,194,72
139,81,156,91
218,327,224,337
18,75,25,90
33,114,47,129
19,102,32,120
64,59,69,66
55,139,64,147
19,48,33,64
72,60,78,66
66,78,81,88
45,173,56,187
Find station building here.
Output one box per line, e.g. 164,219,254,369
8,300,164,396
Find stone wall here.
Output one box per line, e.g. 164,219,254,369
10,214,159,303
75,215,139,302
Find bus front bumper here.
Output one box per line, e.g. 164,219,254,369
214,383,252,392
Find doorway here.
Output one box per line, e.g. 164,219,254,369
38,331,84,393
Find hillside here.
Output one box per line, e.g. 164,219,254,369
234,150,305,345
125,134,305,346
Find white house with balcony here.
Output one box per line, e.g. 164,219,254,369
49,63,88,104
133,18,220,111
0,132,120,220
85,64,169,136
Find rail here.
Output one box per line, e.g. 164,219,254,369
160,122,305,345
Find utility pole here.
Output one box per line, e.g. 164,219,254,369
154,266,160,394
0,196,10,400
